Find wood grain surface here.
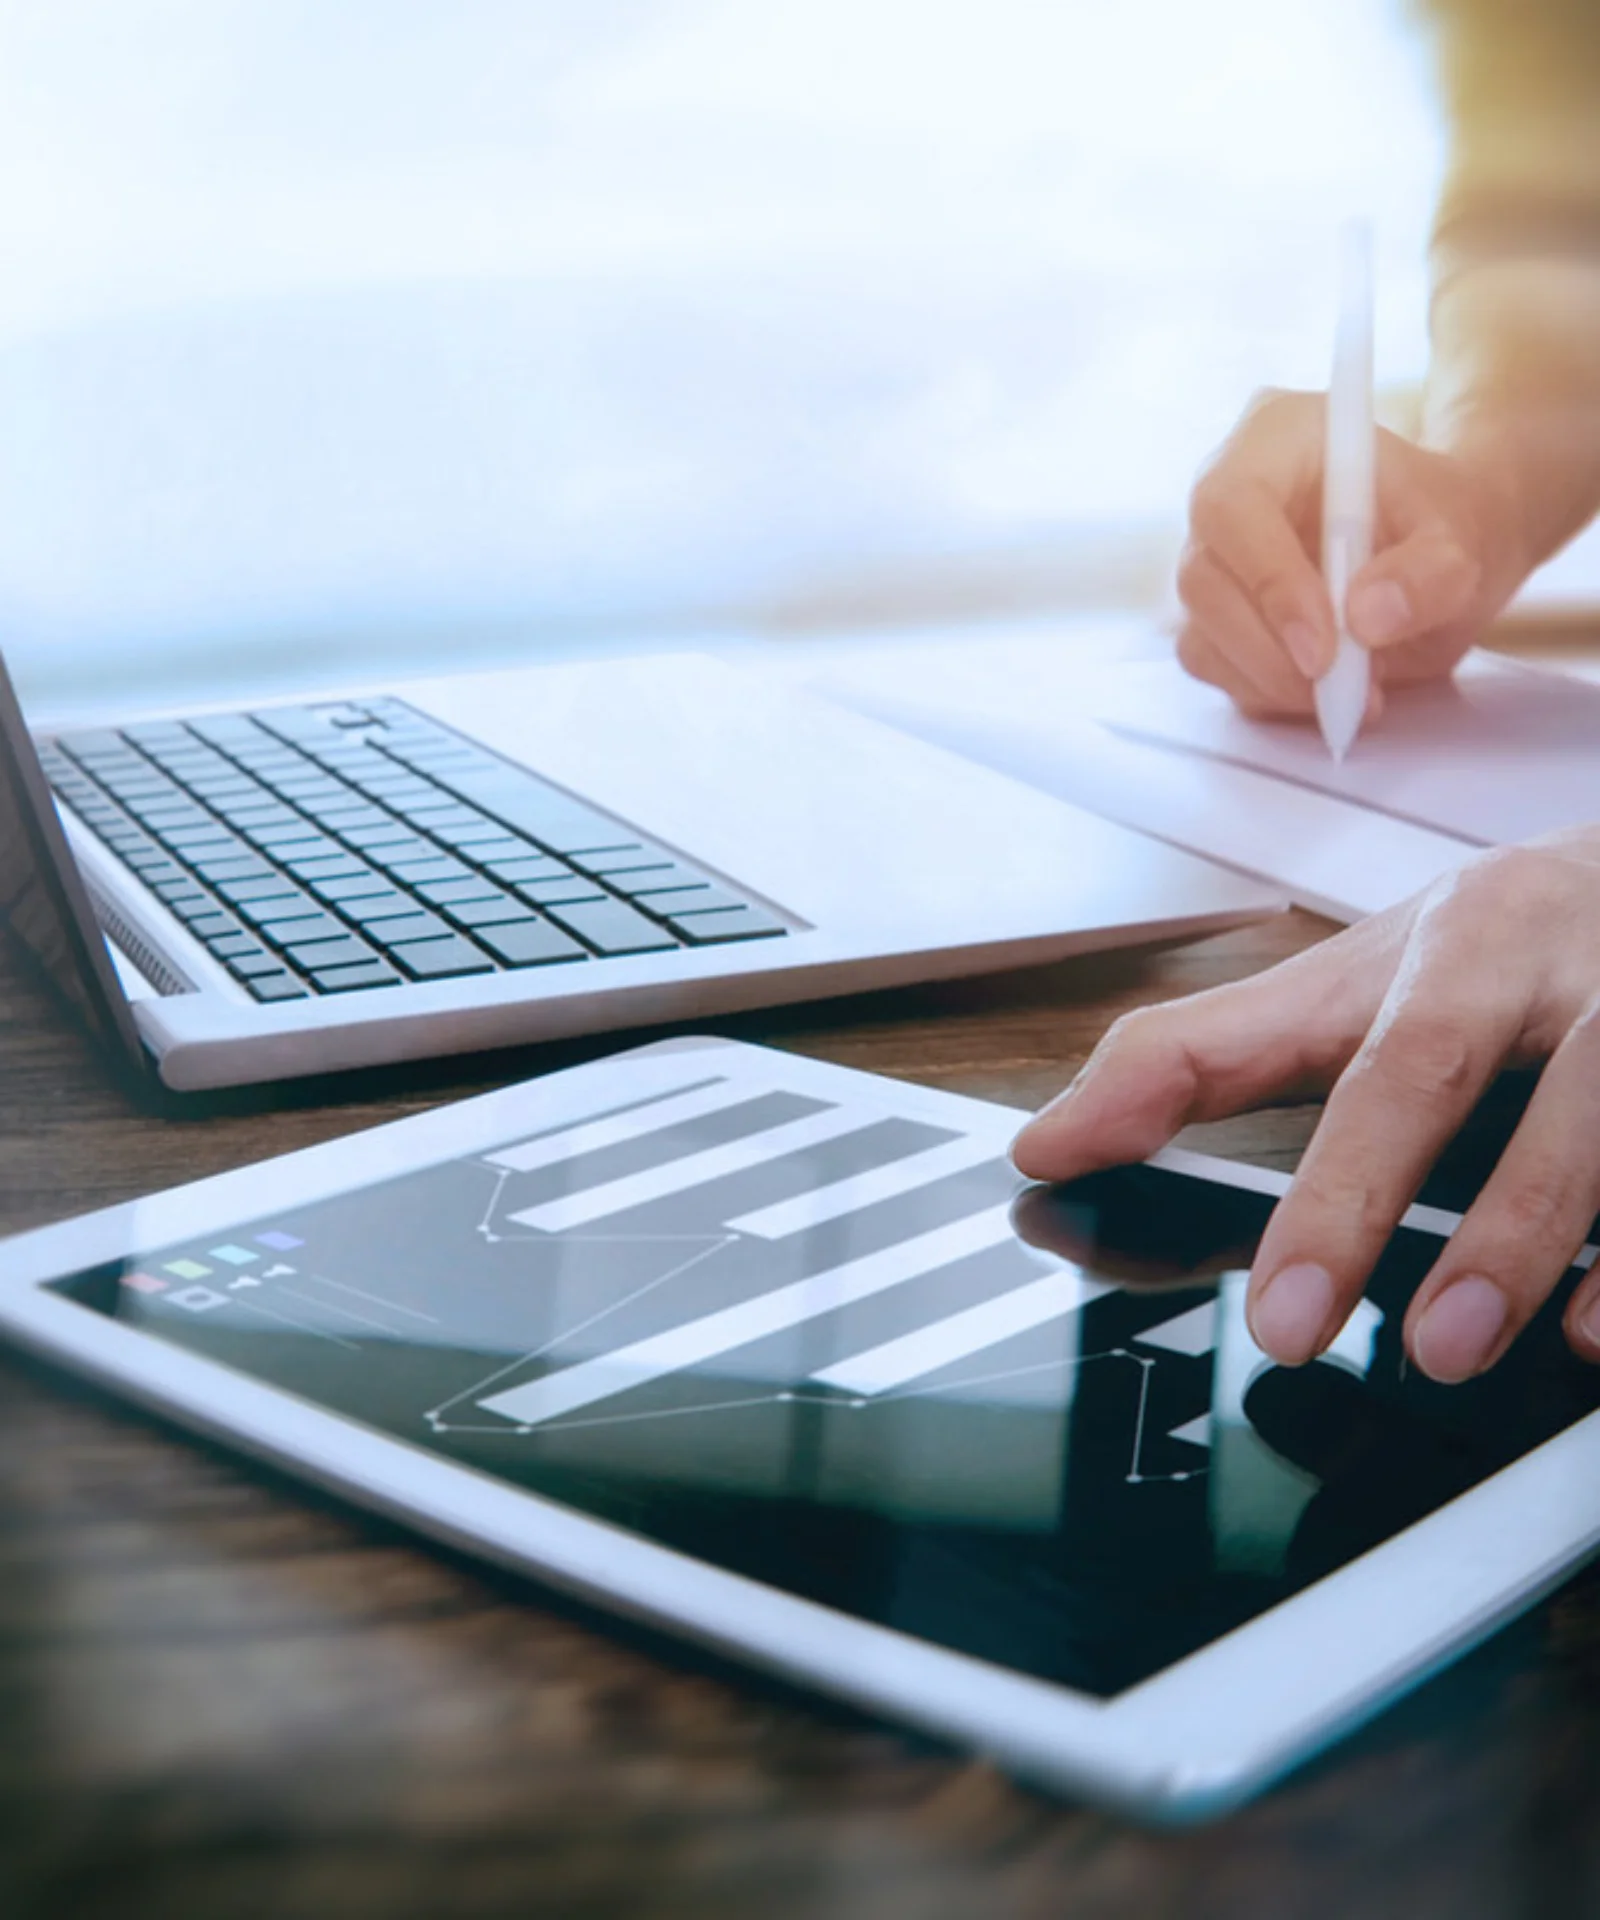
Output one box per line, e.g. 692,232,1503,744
3,911,1598,1920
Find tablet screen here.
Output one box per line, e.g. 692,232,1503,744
49,1087,1600,1699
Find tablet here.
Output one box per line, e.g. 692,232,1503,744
4,1036,1599,1820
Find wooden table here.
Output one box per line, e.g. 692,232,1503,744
3,897,1599,1919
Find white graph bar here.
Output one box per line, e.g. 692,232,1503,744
725,1134,1003,1240
811,1267,1111,1398
483,1078,754,1174
1136,1299,1218,1357
507,1105,878,1234
477,1203,1018,1427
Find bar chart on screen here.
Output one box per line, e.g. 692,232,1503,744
309,1056,1214,1526
130,1046,1341,1536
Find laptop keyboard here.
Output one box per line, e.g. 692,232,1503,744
37,697,785,1001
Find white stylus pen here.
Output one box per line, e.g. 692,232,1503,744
1315,220,1375,762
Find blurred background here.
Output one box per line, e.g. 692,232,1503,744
0,0,1449,706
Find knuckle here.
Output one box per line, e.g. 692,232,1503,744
1405,529,1483,609
1287,1161,1396,1239
1493,1171,1577,1243
1358,1009,1480,1102
1431,845,1572,923
1099,1005,1163,1059
1092,1003,1190,1083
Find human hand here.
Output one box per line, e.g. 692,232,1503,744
1174,389,1528,718
1011,829,1600,1384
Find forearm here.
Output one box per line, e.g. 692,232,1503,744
1415,0,1600,581
1422,260,1600,582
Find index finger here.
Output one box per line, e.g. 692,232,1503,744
1010,910,1406,1183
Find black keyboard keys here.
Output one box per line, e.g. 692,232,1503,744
387,935,497,980
46,695,783,1002
543,898,680,956
665,905,785,944
471,918,588,968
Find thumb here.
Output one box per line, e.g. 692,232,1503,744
1345,524,1481,651
1009,929,1395,1184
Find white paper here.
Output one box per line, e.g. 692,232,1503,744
1090,651,1600,847
745,623,1476,922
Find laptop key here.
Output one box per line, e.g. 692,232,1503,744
511,874,608,907
384,856,470,886
122,845,178,872
188,911,245,942
573,844,672,877
387,935,497,980
308,959,402,993
189,855,275,884
428,820,521,850
362,910,454,948
131,804,212,830
627,882,744,918
226,949,292,979
125,854,189,886
543,899,680,955
257,834,342,863
243,970,311,1002
391,802,487,830
301,804,389,831
161,826,243,853
610,862,719,898
366,836,442,869
331,889,422,924
284,852,370,881
215,876,304,906
215,802,303,828
281,933,381,972
666,905,786,944
57,728,130,757
307,873,401,907
414,876,501,906
445,893,550,928
418,764,638,856
480,853,564,882
208,932,269,960
338,822,426,852
255,909,350,946
167,892,228,923
471,918,588,968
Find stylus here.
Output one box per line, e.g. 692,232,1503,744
1315,220,1375,763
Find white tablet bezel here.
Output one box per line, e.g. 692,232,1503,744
2,1034,1597,1821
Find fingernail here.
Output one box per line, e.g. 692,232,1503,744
1249,1262,1335,1365
1348,580,1411,646
1281,620,1323,678
1413,1276,1508,1383
1578,1295,1600,1354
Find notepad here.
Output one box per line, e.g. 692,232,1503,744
747,622,1477,923
1089,651,1600,847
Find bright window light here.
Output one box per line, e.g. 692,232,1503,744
0,1,1444,687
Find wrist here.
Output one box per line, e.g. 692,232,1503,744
1423,261,1600,585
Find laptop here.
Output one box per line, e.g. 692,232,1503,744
0,644,1281,1092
